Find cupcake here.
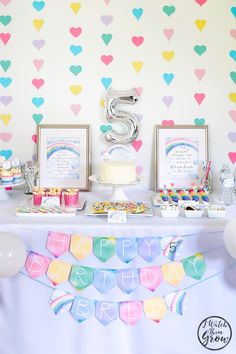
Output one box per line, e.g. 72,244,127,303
179,190,190,201
64,188,79,206
33,187,46,206
169,191,179,204
160,191,169,204
1,169,13,184
191,193,200,203
47,187,62,204
11,167,22,182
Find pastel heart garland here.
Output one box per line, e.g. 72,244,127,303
0,33,11,45
132,8,143,21
33,59,44,71
131,36,144,47
32,39,45,50
195,0,207,6
101,77,112,89
32,134,38,144
101,33,112,46
228,152,236,164
70,27,82,37
101,15,113,26
70,2,81,15
0,15,12,26
228,132,236,143
32,113,43,125
0,60,11,72
0,149,12,160
32,78,44,89
194,118,205,126
194,93,205,105
163,73,174,86
32,1,45,12
132,61,143,73
163,28,174,41
229,111,236,122
194,69,205,81
132,140,143,152
162,5,175,16
194,45,207,56
101,55,113,65
0,0,12,6
70,104,81,116
162,120,174,126
0,132,12,142
0,95,12,106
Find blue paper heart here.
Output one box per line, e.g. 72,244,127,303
194,118,205,126
132,8,143,20
163,73,174,85
32,1,45,11
100,125,112,133
229,50,236,62
69,65,82,76
32,97,44,108
230,71,236,84
0,77,12,88
0,149,13,160
32,113,43,125
101,77,112,89
231,7,236,18
70,45,82,56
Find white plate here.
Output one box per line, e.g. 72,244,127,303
16,206,76,217
84,201,153,217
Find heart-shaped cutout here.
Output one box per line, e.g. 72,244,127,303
162,5,175,16
32,113,43,125
195,0,207,6
0,132,12,142
100,125,112,133
0,113,11,125
162,120,174,126
194,93,205,105
70,27,82,37
194,45,207,56
131,36,144,47
70,2,81,14
32,134,38,144
136,165,143,175
101,15,113,25
163,28,174,40
194,69,205,81
229,93,236,103
195,19,206,31
162,51,175,62
70,104,81,116
228,151,236,164
132,8,143,21
0,149,12,160
101,33,112,46
0,15,12,26
194,118,205,126
70,85,82,95
132,61,143,73
230,29,236,39
32,78,44,89
101,54,113,65
228,132,236,143
0,0,12,6
229,110,236,122
132,139,143,152
0,33,10,45
32,1,45,12
101,77,112,89
0,60,11,72
33,59,44,71
135,87,143,96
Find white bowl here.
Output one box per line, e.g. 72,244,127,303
184,207,204,218
160,205,180,218
207,205,226,219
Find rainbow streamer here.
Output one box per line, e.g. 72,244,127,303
163,236,183,261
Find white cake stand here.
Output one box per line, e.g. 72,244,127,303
0,180,25,200
89,175,141,201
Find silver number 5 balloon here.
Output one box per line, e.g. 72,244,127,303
105,88,140,144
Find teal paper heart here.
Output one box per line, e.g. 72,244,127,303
0,77,12,88
0,15,12,26
32,97,44,108
32,1,45,11
231,7,236,18
32,113,43,125
229,50,236,62
230,71,236,84
163,73,174,85
194,118,205,126
101,33,112,46
0,149,12,160
70,45,82,56
101,77,112,89
132,8,143,20
69,65,82,76
0,60,11,72
163,5,175,16
194,45,207,56
100,125,112,133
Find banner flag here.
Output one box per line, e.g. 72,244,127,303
47,260,71,285
93,237,116,262
163,236,183,261
70,296,95,323
47,231,70,258
119,301,143,325
95,301,118,326
49,289,75,315
182,253,206,280
69,265,94,291
93,269,116,294
143,297,167,323
139,266,163,291
117,269,139,294
70,234,92,261
116,238,138,263
25,252,51,278
164,290,188,315
161,262,185,286
138,237,161,262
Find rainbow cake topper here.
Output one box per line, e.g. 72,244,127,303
101,144,135,161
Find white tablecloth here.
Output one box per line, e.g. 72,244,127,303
0,191,236,354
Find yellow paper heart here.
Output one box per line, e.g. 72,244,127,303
195,19,206,32
132,61,144,73
70,85,82,95
0,114,12,126
162,51,175,62
229,93,236,103
70,2,81,14
100,99,105,108
33,19,44,31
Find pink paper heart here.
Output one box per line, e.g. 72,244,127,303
0,132,12,142
70,104,81,116
228,132,236,143
0,0,11,5
70,27,82,38
135,87,143,96
0,33,11,45
230,29,236,39
33,59,44,71
163,28,174,40
132,139,143,152
104,0,110,4
32,134,37,144
32,78,44,89
136,165,143,175
131,36,144,47
229,110,236,122
162,120,174,126
228,152,236,164
194,69,205,81
195,0,207,6
100,54,113,65
194,93,205,105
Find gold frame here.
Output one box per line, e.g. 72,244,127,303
37,124,91,191
155,125,208,191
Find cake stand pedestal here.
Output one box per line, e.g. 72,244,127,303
0,180,25,201
89,175,141,201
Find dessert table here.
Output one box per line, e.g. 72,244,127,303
0,190,236,354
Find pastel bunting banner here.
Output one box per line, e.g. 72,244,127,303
45,232,182,263
49,288,188,326
24,251,207,294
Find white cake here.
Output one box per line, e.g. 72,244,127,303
100,161,137,184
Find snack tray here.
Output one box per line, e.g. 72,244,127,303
16,205,77,217
84,201,153,217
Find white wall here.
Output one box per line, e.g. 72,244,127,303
0,0,236,190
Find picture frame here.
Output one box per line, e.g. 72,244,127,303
37,124,91,191
155,125,208,191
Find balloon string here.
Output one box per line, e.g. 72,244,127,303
19,261,236,300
